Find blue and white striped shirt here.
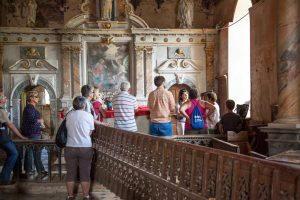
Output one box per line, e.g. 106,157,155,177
112,91,138,132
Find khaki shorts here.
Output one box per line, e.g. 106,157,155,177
65,147,94,182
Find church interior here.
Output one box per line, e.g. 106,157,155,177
0,0,300,199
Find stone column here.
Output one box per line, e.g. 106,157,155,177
0,45,3,91
134,46,145,98
205,44,215,91
61,45,73,107
71,46,81,98
276,0,300,126
260,0,300,155
144,46,153,97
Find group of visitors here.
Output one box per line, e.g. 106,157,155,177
0,75,243,200
146,75,242,136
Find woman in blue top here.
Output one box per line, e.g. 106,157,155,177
21,91,47,177
0,92,27,185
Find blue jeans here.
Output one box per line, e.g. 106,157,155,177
149,122,172,136
0,141,18,184
24,135,45,173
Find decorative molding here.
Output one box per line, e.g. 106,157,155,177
8,59,57,73
28,74,39,86
81,0,90,13
125,1,149,28
65,13,91,28
156,59,202,74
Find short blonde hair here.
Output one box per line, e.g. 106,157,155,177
26,91,38,102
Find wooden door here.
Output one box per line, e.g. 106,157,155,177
168,84,191,135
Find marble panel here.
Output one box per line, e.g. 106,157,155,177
276,0,300,121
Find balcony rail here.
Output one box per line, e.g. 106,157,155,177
0,139,63,182
93,125,300,200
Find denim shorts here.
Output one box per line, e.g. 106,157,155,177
149,122,172,136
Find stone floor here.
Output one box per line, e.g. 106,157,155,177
0,193,121,200
0,182,121,200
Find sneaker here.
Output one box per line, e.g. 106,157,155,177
65,196,75,200
83,196,92,200
41,171,48,175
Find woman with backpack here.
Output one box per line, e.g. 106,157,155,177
176,89,189,135
179,88,215,134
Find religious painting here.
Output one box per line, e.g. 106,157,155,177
86,42,129,92
20,47,45,59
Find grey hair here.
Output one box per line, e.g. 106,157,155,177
73,96,86,110
120,81,131,91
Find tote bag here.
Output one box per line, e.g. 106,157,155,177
55,119,67,148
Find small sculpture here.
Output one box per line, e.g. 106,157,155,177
100,0,113,21
22,0,38,27
26,48,40,58
177,0,194,28
174,48,185,58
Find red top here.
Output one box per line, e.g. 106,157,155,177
104,106,150,118
93,100,103,122
185,99,207,130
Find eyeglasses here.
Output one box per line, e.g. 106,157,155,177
31,96,39,98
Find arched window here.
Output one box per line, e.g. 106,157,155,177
228,0,251,114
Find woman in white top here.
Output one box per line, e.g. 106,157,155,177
176,89,189,135
204,91,220,134
65,96,95,200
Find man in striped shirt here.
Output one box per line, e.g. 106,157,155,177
112,81,138,132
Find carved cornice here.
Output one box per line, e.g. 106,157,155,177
61,46,81,53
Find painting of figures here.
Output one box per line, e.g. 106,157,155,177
86,42,129,92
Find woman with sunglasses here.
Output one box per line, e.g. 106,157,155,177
21,91,47,178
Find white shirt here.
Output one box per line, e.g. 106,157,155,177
66,110,94,147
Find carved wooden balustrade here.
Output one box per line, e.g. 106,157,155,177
93,125,300,200
12,140,63,182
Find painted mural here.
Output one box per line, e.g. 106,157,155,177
86,42,129,92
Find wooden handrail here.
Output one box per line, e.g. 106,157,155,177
93,124,300,200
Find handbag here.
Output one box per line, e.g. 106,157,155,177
55,118,67,148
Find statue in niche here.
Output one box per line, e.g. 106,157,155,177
177,0,194,28
100,0,113,21
21,0,38,27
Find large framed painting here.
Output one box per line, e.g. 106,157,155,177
86,42,129,91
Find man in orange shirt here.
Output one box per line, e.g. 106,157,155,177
147,76,175,136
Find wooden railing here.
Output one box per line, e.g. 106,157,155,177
11,140,63,182
93,125,300,200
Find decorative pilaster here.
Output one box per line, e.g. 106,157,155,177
71,46,81,98
275,0,300,126
145,46,154,97
205,45,215,91
61,46,72,100
0,45,3,91
134,46,145,98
